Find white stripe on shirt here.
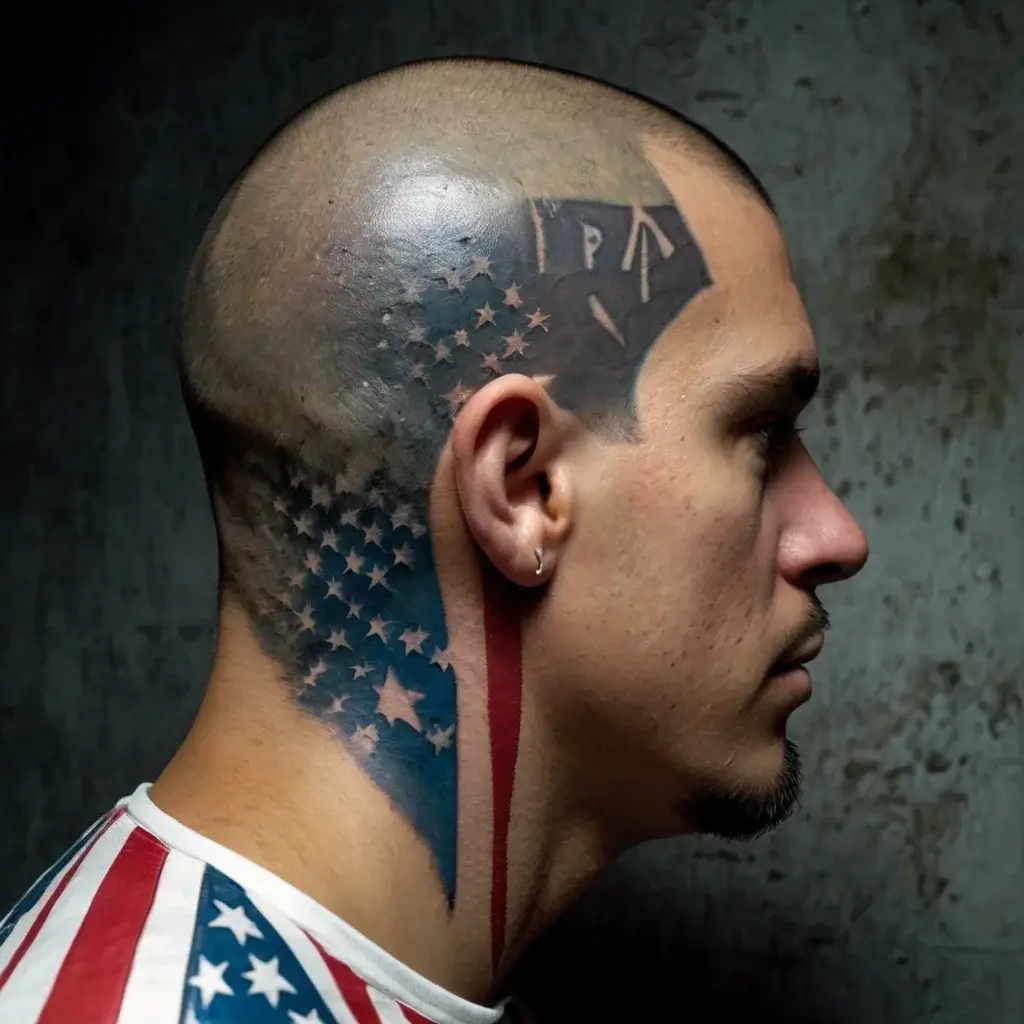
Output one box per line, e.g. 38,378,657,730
0,827,99,978
0,814,133,1020
115,847,206,1024
368,985,417,1024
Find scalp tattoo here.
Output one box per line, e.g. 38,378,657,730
222,188,713,904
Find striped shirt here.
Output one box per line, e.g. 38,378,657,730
0,784,505,1024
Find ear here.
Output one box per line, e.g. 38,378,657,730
450,374,573,587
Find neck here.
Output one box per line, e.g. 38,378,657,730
149,600,608,1004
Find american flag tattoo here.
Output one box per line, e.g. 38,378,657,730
254,196,708,925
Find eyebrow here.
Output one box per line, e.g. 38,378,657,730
716,359,821,411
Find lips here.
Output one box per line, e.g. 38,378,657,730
771,633,825,675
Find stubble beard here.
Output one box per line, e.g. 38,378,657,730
676,739,803,841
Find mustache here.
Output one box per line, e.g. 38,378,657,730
778,595,831,661
807,596,831,634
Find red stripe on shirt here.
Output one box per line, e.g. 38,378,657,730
310,936,384,1023
0,808,124,993
38,825,168,1024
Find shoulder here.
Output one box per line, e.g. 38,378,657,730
1,807,448,1023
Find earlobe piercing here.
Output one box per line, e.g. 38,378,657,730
534,548,545,576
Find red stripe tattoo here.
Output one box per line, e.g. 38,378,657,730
483,575,524,973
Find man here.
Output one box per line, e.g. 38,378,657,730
0,57,867,1023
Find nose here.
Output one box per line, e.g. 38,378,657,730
779,455,869,589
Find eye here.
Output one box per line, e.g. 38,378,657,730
753,419,804,475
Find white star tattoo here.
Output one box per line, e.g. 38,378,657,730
241,954,297,1008
362,522,384,548
352,723,379,755
320,529,340,552
390,503,413,529
398,627,429,655
352,662,372,679
327,694,349,715
287,569,306,589
445,382,473,414
303,550,322,575
292,511,315,538
392,542,415,568
325,578,343,600
300,659,327,689
366,565,389,589
346,599,363,619
188,956,233,1009
453,328,471,347
410,362,427,382
310,483,333,509
366,617,391,643
526,308,550,331
344,549,364,574
327,629,350,651
471,254,493,278
427,724,455,754
406,324,427,346
208,900,263,946
272,496,289,516
475,303,496,327
434,341,452,363
501,329,528,358
481,352,502,374
430,646,452,671
503,283,523,308
440,267,462,292
374,667,424,731
295,603,316,635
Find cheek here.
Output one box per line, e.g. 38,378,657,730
542,464,771,753
556,448,771,674
637,463,763,603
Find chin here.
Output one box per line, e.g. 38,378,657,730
674,739,803,841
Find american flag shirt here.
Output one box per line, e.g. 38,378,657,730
0,785,506,1024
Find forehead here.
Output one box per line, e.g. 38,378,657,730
639,138,817,391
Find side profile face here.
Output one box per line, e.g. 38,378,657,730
181,62,869,933
528,147,868,839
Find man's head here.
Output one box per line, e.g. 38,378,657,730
179,59,867,899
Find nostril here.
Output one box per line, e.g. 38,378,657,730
805,562,844,587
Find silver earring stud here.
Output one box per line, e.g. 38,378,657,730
534,548,545,576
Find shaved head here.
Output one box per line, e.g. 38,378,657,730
175,57,813,912
181,59,768,465
181,57,769,601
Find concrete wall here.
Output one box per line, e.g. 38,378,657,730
1,1,1020,1020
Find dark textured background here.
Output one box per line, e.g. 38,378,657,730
1,1,1021,1020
